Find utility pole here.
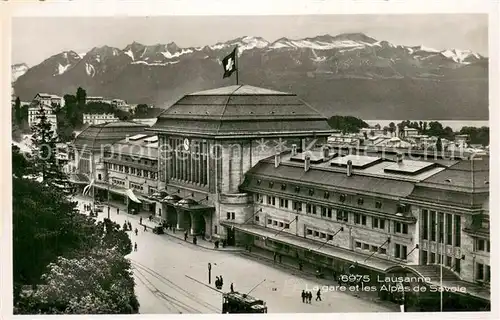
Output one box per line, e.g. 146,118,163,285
208,263,212,285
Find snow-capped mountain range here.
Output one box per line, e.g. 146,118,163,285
11,63,29,82
13,33,488,120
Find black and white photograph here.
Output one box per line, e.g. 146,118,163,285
3,1,496,316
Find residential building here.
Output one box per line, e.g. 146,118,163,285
403,127,419,138
360,127,385,137
111,98,132,112
32,93,64,107
28,104,58,133
86,96,105,103
83,113,119,125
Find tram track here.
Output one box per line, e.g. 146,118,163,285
130,259,221,313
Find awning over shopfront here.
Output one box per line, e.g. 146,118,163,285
222,223,397,273
126,189,141,203
68,173,90,185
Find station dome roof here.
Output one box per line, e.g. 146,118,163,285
149,85,334,138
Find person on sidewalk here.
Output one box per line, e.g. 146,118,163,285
135,228,138,236
298,261,303,271
316,289,322,301
117,208,119,215
139,217,143,225
308,291,313,303
184,231,188,241
220,276,224,288
123,222,128,231
134,242,137,252
301,290,306,303
230,283,234,293
128,221,132,230
193,236,197,245
144,225,147,231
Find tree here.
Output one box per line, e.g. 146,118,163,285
327,115,369,133
15,248,139,314
30,105,71,195
459,126,489,146
76,87,87,106
12,144,29,178
134,104,149,117
14,97,22,123
388,122,396,135
423,122,428,133
436,137,443,151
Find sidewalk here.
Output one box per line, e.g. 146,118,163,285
74,195,242,253
240,247,401,312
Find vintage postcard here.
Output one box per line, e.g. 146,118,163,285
1,0,497,318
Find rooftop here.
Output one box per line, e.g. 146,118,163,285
110,134,159,160
149,84,334,138
72,121,148,152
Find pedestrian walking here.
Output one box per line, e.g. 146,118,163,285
117,208,119,215
135,228,138,236
193,236,197,245
134,242,137,251
128,221,132,230
139,217,143,225
316,289,322,301
308,291,312,303
144,224,147,231
301,290,306,303
123,222,128,231
184,231,188,241
220,276,224,288
230,283,234,293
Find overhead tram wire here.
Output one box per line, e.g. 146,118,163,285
132,266,202,313
132,267,183,313
132,262,219,313
130,259,221,313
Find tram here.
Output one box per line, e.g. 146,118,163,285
222,292,267,313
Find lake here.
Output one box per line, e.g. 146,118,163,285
365,120,489,132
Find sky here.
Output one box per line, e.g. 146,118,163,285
12,14,488,66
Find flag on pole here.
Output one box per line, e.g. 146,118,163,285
222,48,237,78
83,178,95,196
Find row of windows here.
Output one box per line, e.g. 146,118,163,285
422,209,461,247
306,228,335,241
112,179,125,186
267,219,290,229
421,250,462,273
255,180,384,208
130,182,144,191
256,194,409,234
476,239,490,253
355,240,388,255
107,154,157,166
106,163,158,179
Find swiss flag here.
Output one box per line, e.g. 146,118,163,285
222,48,237,78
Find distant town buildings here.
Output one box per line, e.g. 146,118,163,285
28,104,58,133
86,96,105,104
403,127,419,138
82,113,119,125
32,93,64,107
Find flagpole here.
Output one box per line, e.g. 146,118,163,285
235,46,239,85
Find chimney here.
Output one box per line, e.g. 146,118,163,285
322,145,330,161
125,134,130,143
291,144,297,156
396,152,404,163
274,150,281,168
304,153,311,172
347,160,353,177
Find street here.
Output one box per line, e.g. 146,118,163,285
74,195,394,314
